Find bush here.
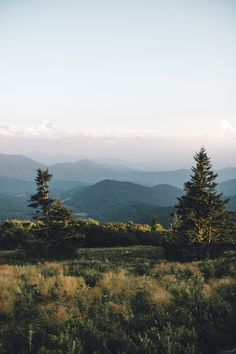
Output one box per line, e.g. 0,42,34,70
0,220,34,250
199,258,234,279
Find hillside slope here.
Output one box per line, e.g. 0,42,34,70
64,180,182,223
217,178,236,196
65,180,183,208
0,154,45,180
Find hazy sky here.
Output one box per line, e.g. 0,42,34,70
0,0,236,168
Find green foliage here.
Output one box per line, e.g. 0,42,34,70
27,170,85,258
28,168,53,220
47,199,75,233
0,216,167,256
44,199,84,258
78,221,165,248
0,249,236,353
66,259,112,286
0,220,34,249
172,148,233,259
199,257,235,279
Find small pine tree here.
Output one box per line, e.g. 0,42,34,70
175,147,232,250
28,168,53,221
47,199,75,235
46,199,83,257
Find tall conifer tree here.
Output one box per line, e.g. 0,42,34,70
28,168,53,220
175,147,232,245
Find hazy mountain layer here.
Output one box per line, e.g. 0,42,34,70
217,179,236,196
1,154,236,188
0,154,45,180
0,176,88,195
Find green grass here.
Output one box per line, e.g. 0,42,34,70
76,245,165,269
0,245,164,266
0,249,18,262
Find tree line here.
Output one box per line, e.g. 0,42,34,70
0,147,235,259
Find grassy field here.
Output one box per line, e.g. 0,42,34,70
0,246,235,354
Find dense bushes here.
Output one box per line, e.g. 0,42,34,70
1,218,236,263
1,218,235,262
84,227,162,248
0,220,34,249
0,219,165,258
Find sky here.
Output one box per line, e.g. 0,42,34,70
0,0,236,169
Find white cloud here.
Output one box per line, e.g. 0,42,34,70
0,121,68,139
221,119,236,133
0,120,236,142
38,120,56,132
0,125,16,137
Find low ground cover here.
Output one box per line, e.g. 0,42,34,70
0,246,235,354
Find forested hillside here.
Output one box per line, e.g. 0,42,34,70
0,153,236,224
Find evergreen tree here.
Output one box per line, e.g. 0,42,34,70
46,199,84,257
28,168,53,220
29,170,82,256
175,147,232,247
47,199,75,236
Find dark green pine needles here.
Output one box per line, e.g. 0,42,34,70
175,147,232,245
28,168,53,220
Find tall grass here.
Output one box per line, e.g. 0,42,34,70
0,252,235,353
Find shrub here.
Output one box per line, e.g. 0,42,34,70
0,220,34,250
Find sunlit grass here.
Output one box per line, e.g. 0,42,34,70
0,249,235,353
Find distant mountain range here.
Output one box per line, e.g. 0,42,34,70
0,176,88,195
0,154,235,224
1,153,236,187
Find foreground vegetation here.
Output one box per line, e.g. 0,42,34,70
0,246,235,354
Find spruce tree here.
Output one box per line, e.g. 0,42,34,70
28,169,82,256
175,147,232,247
47,199,75,236
46,199,83,257
28,168,53,220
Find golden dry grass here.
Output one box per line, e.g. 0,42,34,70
0,263,85,317
38,301,82,325
152,261,202,278
145,281,172,306
0,259,235,321
202,277,236,299
162,274,177,285
107,302,130,320
0,266,22,315
97,270,172,307
209,277,236,289
97,270,137,297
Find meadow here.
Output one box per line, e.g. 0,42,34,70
0,246,235,354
